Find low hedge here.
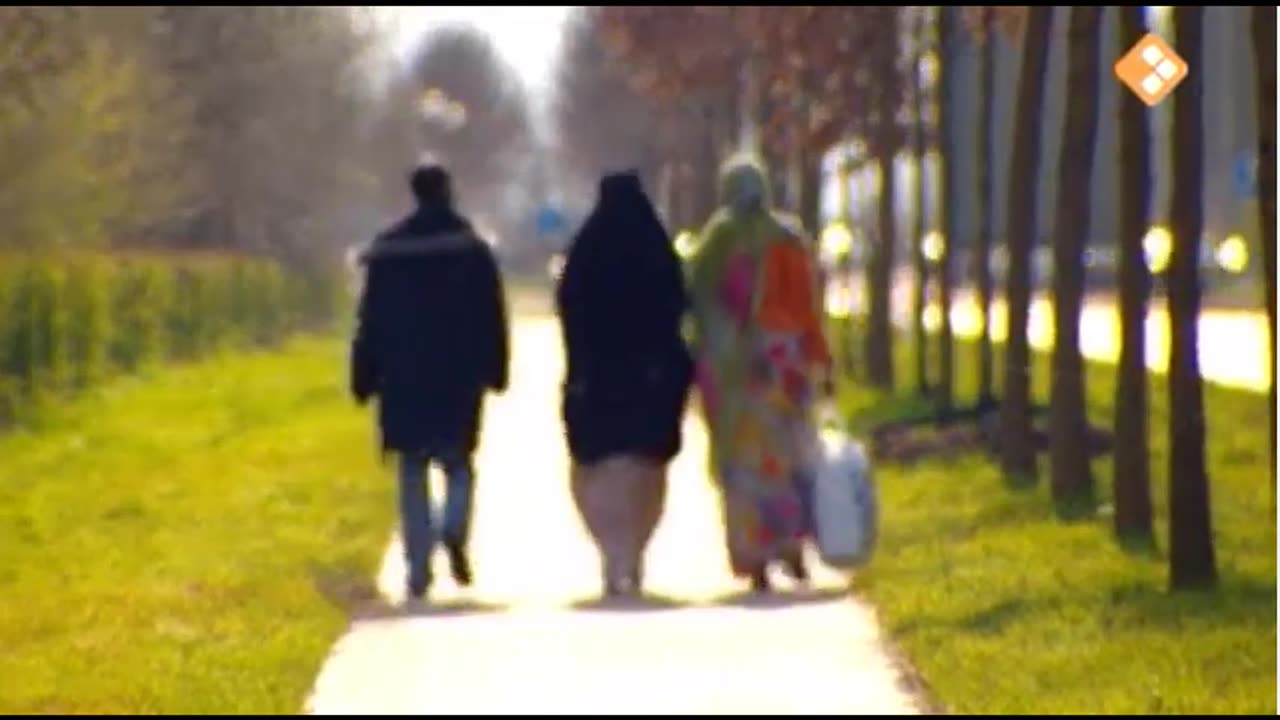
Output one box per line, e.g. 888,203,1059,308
0,252,343,423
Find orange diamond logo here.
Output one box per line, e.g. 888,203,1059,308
1115,33,1189,107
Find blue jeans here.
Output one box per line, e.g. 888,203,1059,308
398,451,474,589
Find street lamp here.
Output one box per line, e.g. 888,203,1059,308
922,231,945,264
1216,234,1249,274
1143,225,1173,274
820,221,854,264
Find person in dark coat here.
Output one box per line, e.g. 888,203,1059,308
555,170,693,598
350,164,509,601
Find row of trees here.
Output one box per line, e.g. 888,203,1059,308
0,7,414,265
0,8,420,421
573,6,1275,590
555,7,892,235
385,24,576,266
552,11,667,211
395,27,535,221
980,6,1274,589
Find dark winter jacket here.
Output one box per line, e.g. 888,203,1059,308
350,206,509,455
555,172,693,465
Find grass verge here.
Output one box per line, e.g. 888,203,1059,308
834,325,1276,714
0,338,392,713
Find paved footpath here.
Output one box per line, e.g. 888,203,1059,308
305,312,928,715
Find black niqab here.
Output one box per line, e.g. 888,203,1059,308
555,171,693,464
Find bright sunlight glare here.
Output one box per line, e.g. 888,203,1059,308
379,6,574,92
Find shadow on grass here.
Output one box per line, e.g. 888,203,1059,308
1052,489,1101,524
894,575,1275,642
310,562,381,613
1002,467,1041,493
1116,529,1162,560
891,597,1034,640
960,598,1031,634
843,392,935,436
969,490,1052,529
1103,576,1277,631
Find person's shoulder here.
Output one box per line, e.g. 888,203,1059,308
360,216,485,265
380,211,424,242
769,211,810,243
356,214,413,264
466,237,499,269
698,208,735,239
447,215,493,255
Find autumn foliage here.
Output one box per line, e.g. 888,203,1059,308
596,6,904,159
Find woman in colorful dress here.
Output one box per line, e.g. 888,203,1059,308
685,156,833,593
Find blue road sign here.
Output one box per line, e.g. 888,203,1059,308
536,205,568,239
1232,150,1258,199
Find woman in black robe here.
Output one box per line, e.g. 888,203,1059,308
555,170,693,598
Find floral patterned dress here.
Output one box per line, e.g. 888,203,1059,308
688,196,831,578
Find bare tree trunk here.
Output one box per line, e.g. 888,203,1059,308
841,164,859,377
936,6,958,412
772,174,790,210
675,161,696,232
975,21,996,405
1252,6,1277,503
868,145,898,389
1048,6,1102,512
787,95,805,221
1000,6,1054,484
658,160,676,227
740,53,760,152
761,120,788,209
869,146,900,380
726,65,743,157
694,112,720,223
911,8,930,397
1113,6,1154,540
787,89,821,236
799,146,822,238
866,21,901,390
1168,5,1217,591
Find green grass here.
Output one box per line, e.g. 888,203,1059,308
834,326,1276,714
0,337,392,714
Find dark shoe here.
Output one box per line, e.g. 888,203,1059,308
407,576,430,601
782,552,810,585
750,567,772,594
629,560,644,596
445,542,473,587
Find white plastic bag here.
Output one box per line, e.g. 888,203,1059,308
810,423,878,570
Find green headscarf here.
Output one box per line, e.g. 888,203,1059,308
686,154,807,334
684,155,808,472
